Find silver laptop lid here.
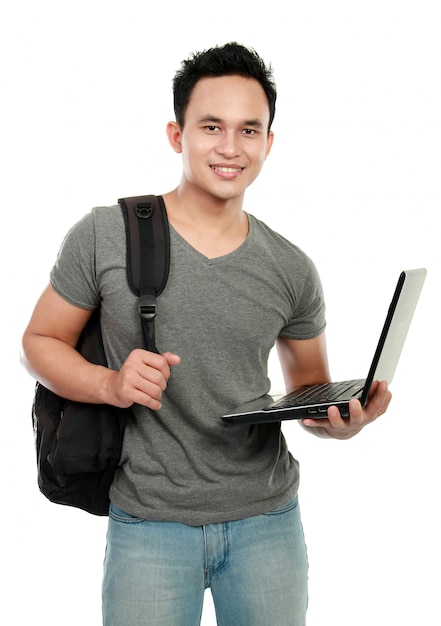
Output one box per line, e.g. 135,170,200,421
360,268,427,404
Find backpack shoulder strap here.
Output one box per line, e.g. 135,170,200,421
118,195,170,353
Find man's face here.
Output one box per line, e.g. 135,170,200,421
168,75,274,203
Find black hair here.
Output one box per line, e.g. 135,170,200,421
172,42,277,132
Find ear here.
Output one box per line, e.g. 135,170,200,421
265,131,275,159
166,121,183,154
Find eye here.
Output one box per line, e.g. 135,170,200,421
242,128,257,136
204,125,220,133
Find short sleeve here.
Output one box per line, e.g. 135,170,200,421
279,260,327,340
50,211,100,309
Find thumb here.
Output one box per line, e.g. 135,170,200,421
162,352,181,367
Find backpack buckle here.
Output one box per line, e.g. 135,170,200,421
138,294,156,320
135,202,153,219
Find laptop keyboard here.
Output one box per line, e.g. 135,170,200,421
269,380,364,409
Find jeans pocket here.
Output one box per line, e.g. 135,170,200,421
263,494,299,516
109,502,144,524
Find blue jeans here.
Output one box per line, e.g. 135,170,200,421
102,496,308,625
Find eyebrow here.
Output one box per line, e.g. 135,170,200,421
197,115,264,129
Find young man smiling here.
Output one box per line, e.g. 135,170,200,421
22,43,391,625
163,73,274,258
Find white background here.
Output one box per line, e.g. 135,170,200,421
1,1,440,624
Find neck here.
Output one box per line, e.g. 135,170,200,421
162,181,247,229
161,186,249,259
164,179,243,216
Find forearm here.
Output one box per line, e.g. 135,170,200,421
21,334,115,405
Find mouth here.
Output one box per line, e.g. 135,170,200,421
210,165,243,178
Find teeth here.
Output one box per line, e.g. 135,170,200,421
214,166,240,173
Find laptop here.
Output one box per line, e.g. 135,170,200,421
221,268,427,425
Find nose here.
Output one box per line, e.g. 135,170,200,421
215,130,240,158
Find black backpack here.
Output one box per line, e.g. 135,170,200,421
32,195,170,516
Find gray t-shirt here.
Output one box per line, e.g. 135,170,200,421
50,203,326,525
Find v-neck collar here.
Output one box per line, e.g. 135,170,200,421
169,214,253,265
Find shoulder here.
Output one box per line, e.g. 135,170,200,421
53,203,125,274
247,214,318,274
247,214,325,315
65,205,125,255
90,204,124,235
59,204,123,243
249,214,308,255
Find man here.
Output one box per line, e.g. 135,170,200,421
22,43,391,625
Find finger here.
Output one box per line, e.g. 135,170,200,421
162,352,181,367
365,381,392,422
301,416,331,429
133,352,180,408
302,405,346,430
327,404,351,428
348,399,364,425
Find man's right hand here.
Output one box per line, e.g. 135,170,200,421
106,350,181,410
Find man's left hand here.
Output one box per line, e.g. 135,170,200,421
301,380,392,440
